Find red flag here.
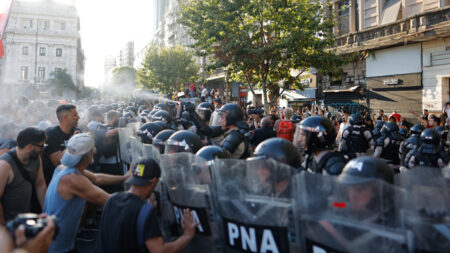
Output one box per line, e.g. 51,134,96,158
0,39,4,58
0,0,16,59
0,13,4,59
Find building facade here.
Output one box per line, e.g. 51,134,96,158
0,0,84,97
117,41,134,68
324,0,450,116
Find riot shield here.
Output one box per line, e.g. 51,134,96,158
142,144,161,163
212,158,300,253
395,167,450,252
118,127,134,164
294,172,409,253
160,153,220,252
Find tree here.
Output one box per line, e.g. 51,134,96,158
47,68,76,96
181,0,346,113
111,66,137,88
137,46,199,94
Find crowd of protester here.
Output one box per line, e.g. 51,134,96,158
0,94,449,253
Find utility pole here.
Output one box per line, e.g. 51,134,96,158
33,19,38,87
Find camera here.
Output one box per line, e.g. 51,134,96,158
6,213,58,240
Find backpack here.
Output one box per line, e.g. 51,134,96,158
277,120,294,141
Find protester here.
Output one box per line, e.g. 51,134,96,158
0,128,47,224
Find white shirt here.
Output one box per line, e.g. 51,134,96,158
201,88,208,97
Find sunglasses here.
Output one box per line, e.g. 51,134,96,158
33,143,48,149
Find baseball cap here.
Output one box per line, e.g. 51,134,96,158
60,133,95,167
126,158,161,186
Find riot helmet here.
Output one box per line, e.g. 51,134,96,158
151,110,172,124
435,126,448,141
196,102,214,122
290,114,301,123
125,106,138,115
349,113,364,126
137,123,163,144
218,103,244,127
154,103,169,112
252,137,301,169
399,128,409,139
380,122,398,137
138,105,147,113
149,109,159,118
196,145,230,163
166,130,203,154
153,120,170,130
153,129,175,154
338,156,394,185
420,128,440,154
293,116,337,153
410,124,425,135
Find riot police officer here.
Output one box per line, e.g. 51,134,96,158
400,124,424,167
153,129,175,154
339,113,375,158
187,103,249,159
338,156,396,226
408,128,449,168
195,145,230,163
294,116,345,175
137,122,164,144
165,130,204,154
372,120,385,141
373,122,403,170
251,137,301,170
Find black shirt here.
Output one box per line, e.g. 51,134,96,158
95,192,161,253
42,126,74,185
249,126,276,147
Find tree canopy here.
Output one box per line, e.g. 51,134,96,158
47,68,76,96
111,66,137,87
137,46,199,94
180,0,346,112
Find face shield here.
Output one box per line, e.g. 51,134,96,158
153,138,166,154
293,124,310,152
165,139,193,154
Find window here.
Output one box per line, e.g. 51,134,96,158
22,46,29,55
38,67,45,81
23,19,33,29
20,66,29,80
56,48,62,57
39,47,46,56
39,20,49,30
61,22,66,30
338,0,350,35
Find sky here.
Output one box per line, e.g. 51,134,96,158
1,0,157,88
76,0,156,87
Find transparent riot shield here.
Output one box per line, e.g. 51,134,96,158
294,172,409,253
129,136,143,163
142,144,161,163
212,158,300,253
395,167,450,252
118,127,134,164
160,153,220,252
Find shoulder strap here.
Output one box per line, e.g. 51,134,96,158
7,150,34,184
137,203,154,248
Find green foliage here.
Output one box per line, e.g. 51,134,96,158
111,66,137,87
48,68,76,90
180,0,346,112
137,46,199,94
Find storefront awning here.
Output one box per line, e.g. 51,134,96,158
283,88,316,100
323,85,360,93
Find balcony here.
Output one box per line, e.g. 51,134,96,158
334,6,450,54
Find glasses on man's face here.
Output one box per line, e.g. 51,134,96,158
33,143,48,149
